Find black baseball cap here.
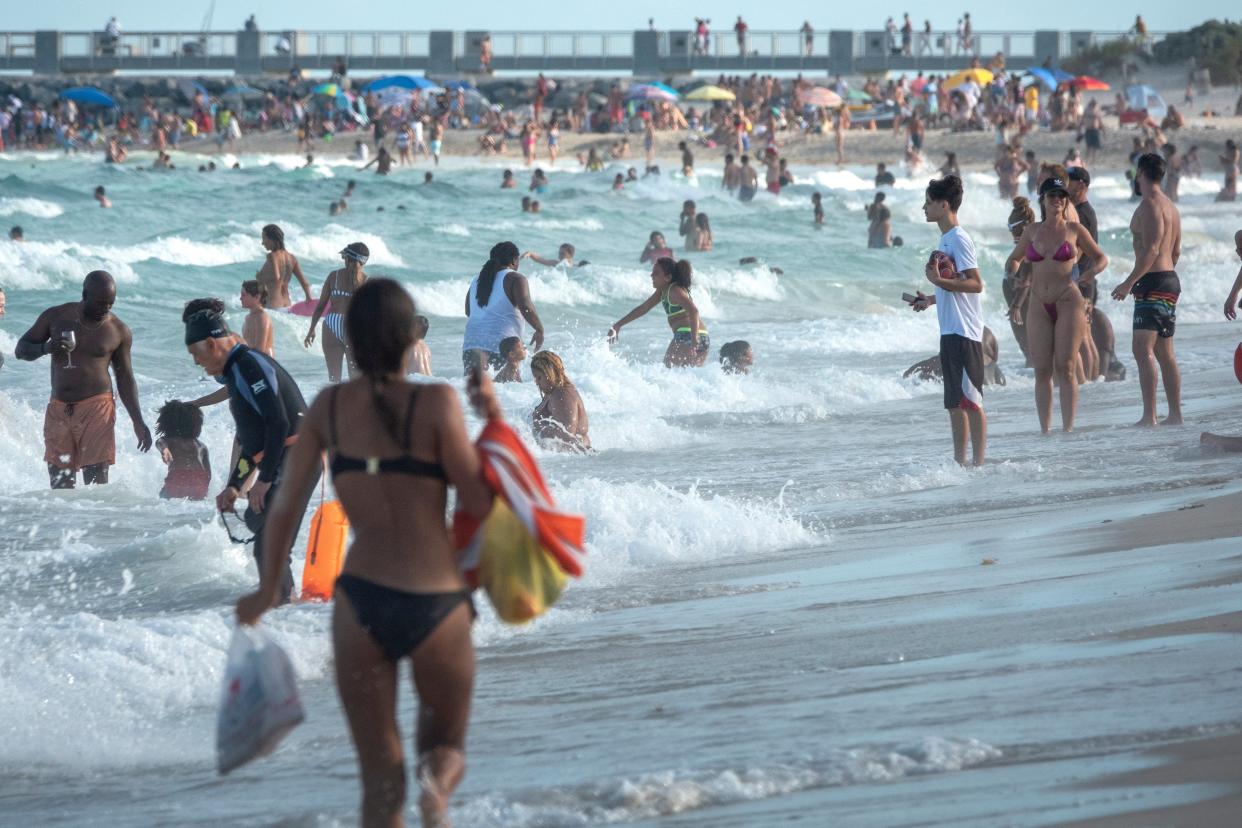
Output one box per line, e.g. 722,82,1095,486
1039,177,1069,198
1067,166,1091,186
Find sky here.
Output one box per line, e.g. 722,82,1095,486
4,2,1236,33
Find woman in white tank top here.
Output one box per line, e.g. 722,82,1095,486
462,241,546,372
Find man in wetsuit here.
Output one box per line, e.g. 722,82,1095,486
185,307,314,604
16,270,152,487
1111,153,1183,426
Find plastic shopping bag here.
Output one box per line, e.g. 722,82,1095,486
216,625,305,775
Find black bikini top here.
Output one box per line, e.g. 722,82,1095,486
328,384,447,481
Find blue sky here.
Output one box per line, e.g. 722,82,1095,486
4,2,1235,33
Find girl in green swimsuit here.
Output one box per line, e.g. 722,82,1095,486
608,257,709,367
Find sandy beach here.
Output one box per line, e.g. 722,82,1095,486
178,116,1242,181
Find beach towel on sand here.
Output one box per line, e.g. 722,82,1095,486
453,419,586,623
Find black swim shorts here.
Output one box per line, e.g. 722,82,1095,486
1131,270,1180,338
939,334,984,410
462,349,505,373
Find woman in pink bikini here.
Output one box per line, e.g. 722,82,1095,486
1003,176,1109,433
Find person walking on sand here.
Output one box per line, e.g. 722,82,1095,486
235,280,500,827
1004,176,1109,433
907,175,987,466
15,270,153,487
1111,153,1183,427
255,224,312,310
306,243,369,383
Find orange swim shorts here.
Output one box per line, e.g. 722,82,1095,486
43,392,116,470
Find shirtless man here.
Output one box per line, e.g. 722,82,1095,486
15,271,152,487
255,224,312,310
1111,153,1183,426
722,154,740,193
738,155,759,202
1203,229,1242,449
94,186,111,208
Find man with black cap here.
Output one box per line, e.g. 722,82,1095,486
185,303,313,604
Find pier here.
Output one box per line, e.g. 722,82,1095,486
0,29,1166,77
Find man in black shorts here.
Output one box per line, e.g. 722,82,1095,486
1111,153,1184,426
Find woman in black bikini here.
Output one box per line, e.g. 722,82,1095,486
1003,177,1109,433
237,278,500,827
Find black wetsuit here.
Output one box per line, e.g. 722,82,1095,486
220,343,316,604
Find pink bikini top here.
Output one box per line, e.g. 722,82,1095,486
1026,241,1074,263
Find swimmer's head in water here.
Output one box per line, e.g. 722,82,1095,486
411,314,430,340
499,336,526,362
347,278,416,378
530,350,568,390
559,243,575,259
893,236,904,247
9,225,22,240
719,340,753,374
340,242,370,266
184,309,230,345
156,400,203,439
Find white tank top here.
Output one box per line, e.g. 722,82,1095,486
463,269,523,353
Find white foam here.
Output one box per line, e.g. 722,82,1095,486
453,737,1001,825
0,197,64,218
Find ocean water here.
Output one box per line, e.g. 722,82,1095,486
2,149,1241,826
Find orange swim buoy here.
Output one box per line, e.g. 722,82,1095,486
301,500,349,601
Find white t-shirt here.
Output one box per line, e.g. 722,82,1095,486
935,225,984,341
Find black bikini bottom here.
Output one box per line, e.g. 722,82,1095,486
336,573,474,661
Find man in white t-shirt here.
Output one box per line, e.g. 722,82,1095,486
909,174,987,466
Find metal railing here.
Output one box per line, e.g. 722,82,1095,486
677,30,831,59
482,31,633,59
1,32,36,57
279,31,431,60
58,31,236,70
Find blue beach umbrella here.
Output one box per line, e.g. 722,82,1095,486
443,80,476,91
1050,67,1075,85
362,75,437,92
223,84,264,98
1024,68,1057,91
59,87,118,108
647,81,680,98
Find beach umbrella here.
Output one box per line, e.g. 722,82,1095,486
313,82,340,97
646,81,680,97
443,80,476,91
1051,67,1075,85
362,75,437,93
58,87,118,108
1024,67,1057,91
626,84,678,101
802,87,843,108
685,84,736,101
943,67,994,89
846,88,872,102
1071,75,1110,91
223,84,264,99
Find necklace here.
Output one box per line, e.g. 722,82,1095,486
77,312,109,331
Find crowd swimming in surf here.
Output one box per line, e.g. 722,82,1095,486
5,134,1242,827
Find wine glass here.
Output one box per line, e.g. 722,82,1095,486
62,330,76,369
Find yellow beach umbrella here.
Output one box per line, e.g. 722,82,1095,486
943,68,994,89
685,84,737,102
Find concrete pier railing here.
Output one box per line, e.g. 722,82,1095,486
0,29,1168,77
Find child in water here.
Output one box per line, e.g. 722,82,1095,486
240,280,273,356
719,340,754,374
407,315,432,375
494,335,527,383
155,401,211,500
812,192,824,225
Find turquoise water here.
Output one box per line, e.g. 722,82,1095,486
2,149,1241,825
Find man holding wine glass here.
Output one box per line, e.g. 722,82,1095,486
16,270,152,488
